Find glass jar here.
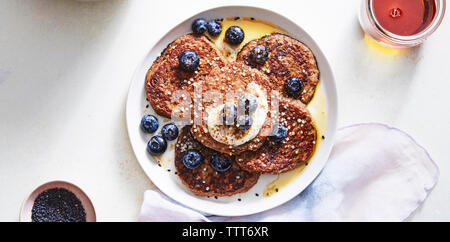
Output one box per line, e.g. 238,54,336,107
359,0,446,48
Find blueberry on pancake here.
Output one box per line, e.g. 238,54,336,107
182,149,203,170
249,45,269,65
178,50,200,72
237,33,320,104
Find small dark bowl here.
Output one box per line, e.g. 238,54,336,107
20,181,96,222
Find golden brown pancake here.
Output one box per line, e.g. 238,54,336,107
146,34,228,118
237,33,320,104
236,97,317,174
175,126,260,196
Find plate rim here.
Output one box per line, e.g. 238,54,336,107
125,5,339,217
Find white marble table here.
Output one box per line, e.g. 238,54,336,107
0,0,449,221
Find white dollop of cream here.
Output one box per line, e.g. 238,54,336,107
206,82,269,146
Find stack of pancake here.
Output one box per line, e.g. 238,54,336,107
146,33,320,197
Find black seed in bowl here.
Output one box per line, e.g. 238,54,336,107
31,188,86,222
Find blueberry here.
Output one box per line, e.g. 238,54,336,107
161,123,179,141
147,136,167,156
207,20,222,36
140,115,159,133
285,77,304,97
225,26,245,45
270,125,288,142
221,104,237,126
236,115,253,130
192,18,207,35
183,150,203,169
238,94,258,114
178,50,200,72
210,153,233,172
250,45,269,65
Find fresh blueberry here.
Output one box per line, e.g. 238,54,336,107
161,123,179,141
178,50,200,72
210,153,233,172
221,104,238,126
238,94,258,114
183,150,203,169
236,115,253,130
225,26,245,45
270,125,288,142
250,45,269,65
147,136,167,156
207,20,222,36
192,18,208,35
285,77,304,97
140,115,159,133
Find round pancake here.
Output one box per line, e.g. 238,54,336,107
146,34,228,118
237,33,320,104
175,126,260,197
236,96,317,174
191,62,273,156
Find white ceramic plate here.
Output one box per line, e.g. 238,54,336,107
126,6,338,217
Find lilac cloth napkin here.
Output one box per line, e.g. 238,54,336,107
138,123,439,222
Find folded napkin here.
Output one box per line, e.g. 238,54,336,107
138,123,439,222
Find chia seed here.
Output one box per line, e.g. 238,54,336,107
31,188,86,222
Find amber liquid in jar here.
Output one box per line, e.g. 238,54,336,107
372,0,437,36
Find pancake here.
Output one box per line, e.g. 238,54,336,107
191,62,273,156
146,34,228,118
236,96,317,174
175,126,260,197
237,33,320,104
